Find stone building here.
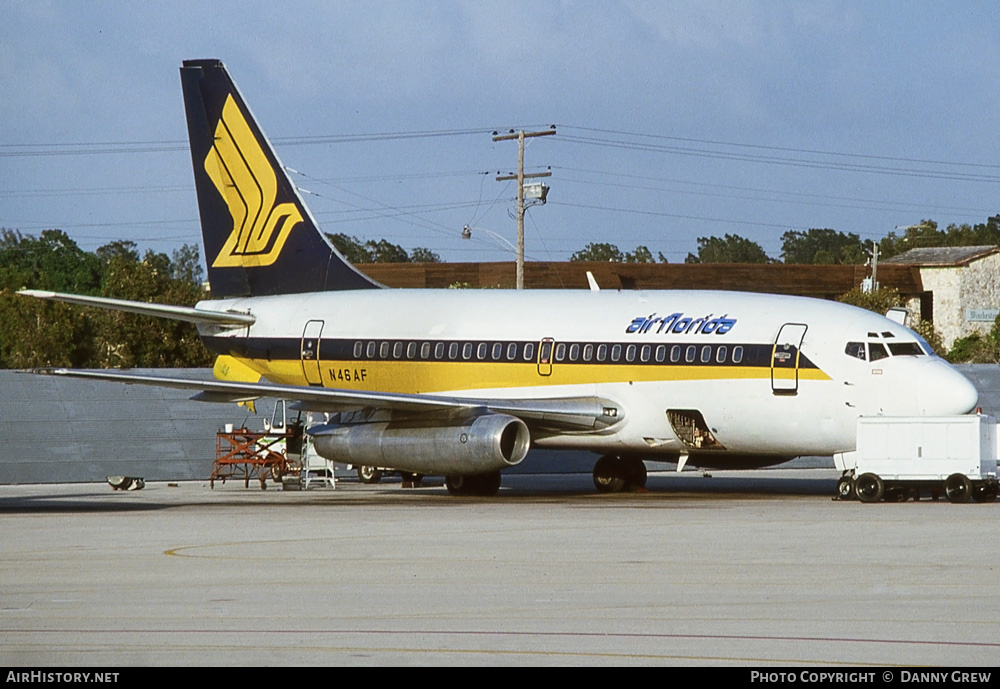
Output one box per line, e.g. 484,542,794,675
882,246,1000,350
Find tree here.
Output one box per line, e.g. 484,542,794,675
781,229,866,265
327,233,372,263
570,242,624,262
0,229,102,293
879,217,1000,260
170,243,205,285
878,221,942,260
624,245,655,263
947,314,1000,363
685,234,771,263
409,247,441,263
325,233,438,263
93,249,212,368
570,243,660,262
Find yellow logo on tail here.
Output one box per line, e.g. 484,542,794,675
204,95,302,268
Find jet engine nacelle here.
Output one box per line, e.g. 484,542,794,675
310,413,530,476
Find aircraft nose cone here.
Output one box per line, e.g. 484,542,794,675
918,360,979,415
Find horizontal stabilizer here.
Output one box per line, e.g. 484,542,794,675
17,290,255,326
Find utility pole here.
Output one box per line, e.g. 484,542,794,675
493,127,555,289
870,240,880,291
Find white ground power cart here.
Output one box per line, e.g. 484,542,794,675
836,414,999,504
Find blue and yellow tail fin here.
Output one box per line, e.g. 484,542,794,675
179,59,382,298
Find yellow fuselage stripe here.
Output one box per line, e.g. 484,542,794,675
243,358,831,393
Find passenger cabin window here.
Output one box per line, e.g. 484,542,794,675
523,343,535,361
463,343,473,360
732,346,744,363
554,343,567,362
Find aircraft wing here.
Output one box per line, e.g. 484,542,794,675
28,368,622,433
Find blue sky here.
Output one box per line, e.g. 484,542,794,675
2,1,999,266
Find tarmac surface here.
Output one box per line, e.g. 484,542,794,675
2,469,998,667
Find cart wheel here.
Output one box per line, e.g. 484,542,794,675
855,473,884,503
971,482,997,503
836,475,855,500
944,474,972,504
357,465,382,484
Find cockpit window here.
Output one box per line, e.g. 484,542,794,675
888,342,924,356
915,335,937,356
869,342,889,361
845,342,866,360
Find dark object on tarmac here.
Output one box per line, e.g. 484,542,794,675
108,476,145,491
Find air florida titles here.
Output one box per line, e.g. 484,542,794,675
626,312,737,336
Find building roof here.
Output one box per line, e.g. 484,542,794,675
359,261,924,297
881,245,1000,266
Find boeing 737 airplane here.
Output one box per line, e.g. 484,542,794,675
20,59,980,496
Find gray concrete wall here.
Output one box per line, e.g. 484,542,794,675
2,365,998,484
0,370,281,484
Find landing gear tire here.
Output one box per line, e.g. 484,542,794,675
446,472,502,497
624,458,647,491
593,455,626,493
446,475,468,496
357,465,383,484
855,473,884,503
945,474,972,504
478,471,502,496
836,475,856,501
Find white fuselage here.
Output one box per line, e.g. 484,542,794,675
195,289,979,460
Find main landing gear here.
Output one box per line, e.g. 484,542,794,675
592,455,647,493
445,471,503,497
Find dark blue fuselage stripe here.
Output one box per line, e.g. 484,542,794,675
201,336,819,370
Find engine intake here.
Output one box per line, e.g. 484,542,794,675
309,413,530,476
